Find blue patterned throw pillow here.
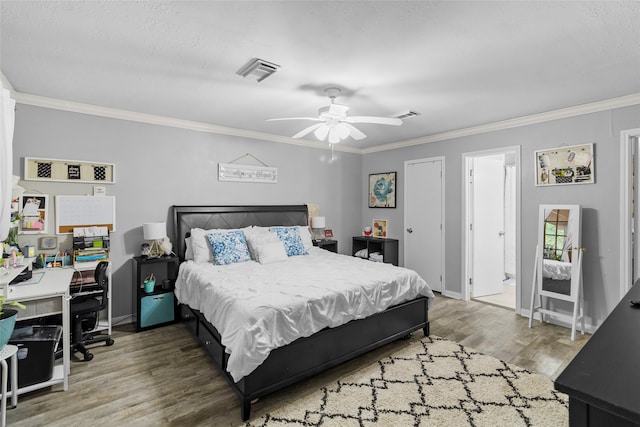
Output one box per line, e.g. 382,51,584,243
206,230,252,265
269,226,307,256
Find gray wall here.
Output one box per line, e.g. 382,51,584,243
362,104,640,328
11,103,640,329
12,105,363,321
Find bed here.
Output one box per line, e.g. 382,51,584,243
172,205,434,421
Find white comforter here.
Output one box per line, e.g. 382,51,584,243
175,247,434,382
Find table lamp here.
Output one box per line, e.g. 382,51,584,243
311,216,326,241
143,222,166,258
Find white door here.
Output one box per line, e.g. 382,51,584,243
405,158,443,292
471,154,505,297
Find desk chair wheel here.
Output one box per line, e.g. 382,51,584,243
83,351,94,362
106,338,114,346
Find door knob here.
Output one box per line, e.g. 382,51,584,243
407,228,413,233
498,231,505,236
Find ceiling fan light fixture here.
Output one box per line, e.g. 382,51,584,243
328,128,340,144
267,86,402,145
336,122,350,139
314,125,330,140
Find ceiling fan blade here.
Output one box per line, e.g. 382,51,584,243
266,117,323,122
345,116,402,126
292,123,326,139
344,123,367,140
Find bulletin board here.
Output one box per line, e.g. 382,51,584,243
55,195,116,234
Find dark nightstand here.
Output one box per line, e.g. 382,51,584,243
352,236,399,265
313,239,338,253
133,255,179,332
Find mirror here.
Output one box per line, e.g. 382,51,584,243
537,204,582,297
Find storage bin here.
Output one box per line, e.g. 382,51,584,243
140,292,175,328
8,325,62,388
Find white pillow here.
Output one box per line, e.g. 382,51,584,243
184,237,194,260
190,227,249,263
244,227,279,259
252,240,288,264
298,226,314,252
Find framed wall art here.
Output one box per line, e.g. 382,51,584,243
369,171,396,208
372,219,388,238
19,194,49,234
535,143,594,186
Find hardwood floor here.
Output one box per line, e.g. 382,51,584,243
8,295,589,426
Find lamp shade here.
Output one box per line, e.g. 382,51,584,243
143,222,166,240
311,216,326,229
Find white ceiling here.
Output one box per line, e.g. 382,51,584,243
1,1,639,150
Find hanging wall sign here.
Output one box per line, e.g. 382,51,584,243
218,163,278,183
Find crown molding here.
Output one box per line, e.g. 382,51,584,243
363,93,640,154
11,89,639,156
11,91,362,154
0,71,14,92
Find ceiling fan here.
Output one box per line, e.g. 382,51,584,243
266,87,402,144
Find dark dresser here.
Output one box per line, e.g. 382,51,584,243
554,280,640,426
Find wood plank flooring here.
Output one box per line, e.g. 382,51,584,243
7,295,589,426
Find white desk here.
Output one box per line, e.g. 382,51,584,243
2,268,73,394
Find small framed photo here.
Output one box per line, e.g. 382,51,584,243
372,219,388,238
369,172,396,208
535,143,594,186
324,229,334,238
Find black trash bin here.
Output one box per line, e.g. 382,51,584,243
8,325,63,389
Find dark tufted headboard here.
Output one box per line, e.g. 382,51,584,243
172,205,310,261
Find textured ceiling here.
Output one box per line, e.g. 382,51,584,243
1,1,639,149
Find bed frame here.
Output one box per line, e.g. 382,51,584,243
172,205,430,421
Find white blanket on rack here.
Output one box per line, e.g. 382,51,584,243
542,259,572,281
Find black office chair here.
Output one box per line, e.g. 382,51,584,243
71,261,115,361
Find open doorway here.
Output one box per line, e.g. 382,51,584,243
464,147,521,311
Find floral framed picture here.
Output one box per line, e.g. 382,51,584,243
369,172,396,208
535,143,594,186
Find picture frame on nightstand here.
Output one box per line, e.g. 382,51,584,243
372,219,388,238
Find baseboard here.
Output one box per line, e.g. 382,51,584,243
519,309,597,335
442,290,462,300
112,314,134,326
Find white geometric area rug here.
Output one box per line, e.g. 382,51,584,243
244,336,568,427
